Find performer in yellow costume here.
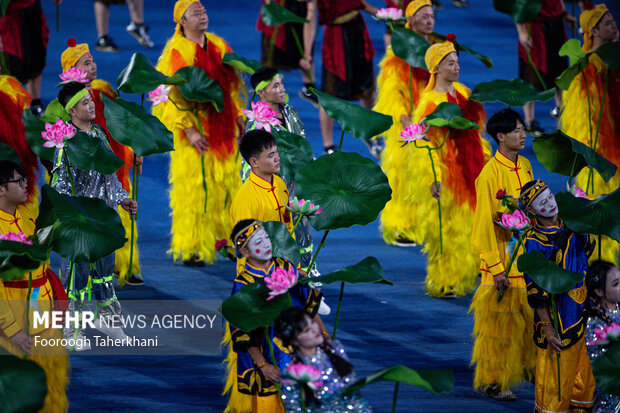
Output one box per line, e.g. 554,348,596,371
375,0,434,246
412,37,491,297
470,109,536,400
560,2,619,265
60,39,143,284
0,160,69,413
153,0,245,266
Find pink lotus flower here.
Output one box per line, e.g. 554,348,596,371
41,120,76,149
605,323,620,341
593,327,609,345
59,67,89,84
569,184,588,199
242,101,282,133
265,266,298,301
376,7,403,20
0,231,33,245
399,123,426,144
495,209,531,231
496,189,507,200
147,85,171,106
286,197,322,216
286,363,323,390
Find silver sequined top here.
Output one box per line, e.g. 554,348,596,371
51,123,128,209
586,304,620,413
280,340,373,413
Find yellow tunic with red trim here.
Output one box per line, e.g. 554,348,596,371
0,205,69,413
374,47,431,244
560,52,620,265
411,83,491,297
154,32,245,263
90,79,141,281
469,151,536,391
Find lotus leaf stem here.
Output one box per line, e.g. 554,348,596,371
392,382,400,413
331,282,345,339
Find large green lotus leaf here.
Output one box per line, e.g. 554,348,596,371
40,98,71,123
0,356,48,412
517,251,584,294
421,102,479,129
493,0,541,23
556,189,620,243
36,185,126,263
116,52,185,95
262,220,300,267
556,39,589,90
0,0,10,16
272,129,314,183
260,1,308,26
471,79,555,107
592,342,620,396
0,143,22,166
594,42,620,71
222,52,263,75
102,95,174,157
311,88,393,140
343,365,454,396
23,110,55,162
430,33,493,68
298,256,393,285
295,152,392,231
221,282,291,332
65,130,124,175
0,240,50,281
174,66,224,112
532,130,616,181
391,28,429,69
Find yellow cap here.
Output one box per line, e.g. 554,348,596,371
173,0,199,37
580,3,609,52
424,35,457,92
61,38,90,72
405,0,432,29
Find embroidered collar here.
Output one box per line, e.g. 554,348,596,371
0,208,19,224
245,260,275,278
533,218,563,234
249,171,275,191
495,150,520,170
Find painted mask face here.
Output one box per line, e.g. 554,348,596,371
530,188,558,218
246,228,272,261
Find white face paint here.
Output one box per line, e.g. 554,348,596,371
246,228,272,261
530,188,558,218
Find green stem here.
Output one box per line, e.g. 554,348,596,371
497,233,524,303
291,213,304,235
337,128,345,152
409,66,414,119
127,155,138,283
168,97,193,112
267,26,280,65
331,282,345,339
23,272,33,359
63,149,76,197
598,234,602,260
0,53,9,76
551,295,562,402
391,382,400,413
306,230,329,279
264,326,282,399
568,154,579,188
290,28,313,82
580,69,594,196
298,385,308,413
193,106,208,213
526,25,547,90
426,147,442,254
65,261,74,296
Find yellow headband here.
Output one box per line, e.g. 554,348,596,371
61,38,90,72
405,0,432,29
580,3,609,53
256,74,282,91
173,0,200,38
233,221,263,249
65,88,89,111
424,37,457,93
520,180,549,208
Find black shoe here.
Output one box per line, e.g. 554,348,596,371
183,255,206,267
324,145,336,155
364,137,384,159
125,274,144,286
96,35,120,53
525,120,545,137
298,86,320,108
126,21,154,48
30,103,44,118
450,0,470,7
550,105,560,119
394,237,417,247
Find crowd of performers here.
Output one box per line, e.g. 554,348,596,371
1,0,620,411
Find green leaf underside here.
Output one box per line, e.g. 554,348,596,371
592,342,620,396
517,251,584,294
260,1,308,26
343,365,454,395
471,78,555,107
421,102,479,129
594,42,620,70
391,28,429,69
66,130,125,175
555,40,589,90
272,129,314,183
116,52,186,95
430,33,493,68
174,66,224,111
0,356,48,413
556,189,620,243
0,143,23,167
221,282,291,332
0,241,50,281
262,220,301,267
222,52,263,74
298,256,393,285
23,110,56,162
493,0,542,23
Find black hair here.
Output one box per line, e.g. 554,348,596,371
486,108,525,145
0,160,25,186
230,219,256,244
585,260,616,324
250,66,279,90
239,129,277,163
58,81,87,108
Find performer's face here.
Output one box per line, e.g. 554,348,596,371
250,145,280,175
75,52,97,81
435,52,459,83
529,188,558,218
602,266,620,307
410,6,435,35
593,12,618,44
69,93,96,123
293,315,324,350
258,76,286,105
245,228,272,261
0,170,28,206
181,2,209,33
498,121,526,152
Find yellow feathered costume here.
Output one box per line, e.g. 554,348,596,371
153,25,245,263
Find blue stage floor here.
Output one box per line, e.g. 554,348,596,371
36,0,620,411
